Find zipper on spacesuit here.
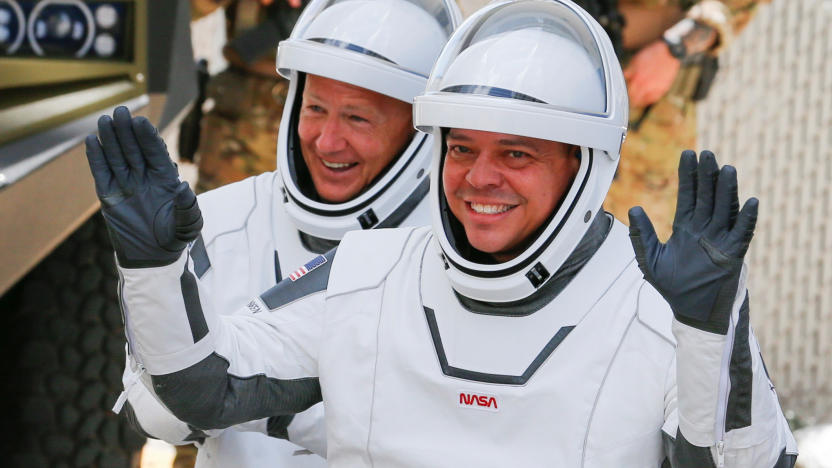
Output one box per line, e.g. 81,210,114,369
117,268,142,367
713,307,737,468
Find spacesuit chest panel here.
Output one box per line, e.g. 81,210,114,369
197,173,319,314
320,227,665,466
419,224,638,381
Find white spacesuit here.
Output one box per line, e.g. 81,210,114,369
103,1,797,466
114,0,462,466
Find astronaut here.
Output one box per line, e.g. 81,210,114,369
109,0,461,467
89,0,797,466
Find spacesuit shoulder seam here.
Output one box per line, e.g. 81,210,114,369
327,227,426,297
197,173,277,247
635,281,676,346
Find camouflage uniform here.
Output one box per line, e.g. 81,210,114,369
195,64,288,193
605,0,765,240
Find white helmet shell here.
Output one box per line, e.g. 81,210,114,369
275,0,462,240
413,0,628,303
441,29,606,116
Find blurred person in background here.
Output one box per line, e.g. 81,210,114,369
115,1,461,467
186,0,310,192
605,0,769,239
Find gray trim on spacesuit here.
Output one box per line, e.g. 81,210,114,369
261,249,337,310
274,250,282,284
299,232,340,255
454,212,612,316
190,234,211,278
151,353,322,430
295,177,428,255
772,449,798,468
122,400,158,440
184,427,208,443
424,305,575,385
267,415,295,440
726,294,752,431
180,266,209,343
661,428,796,468
662,429,716,468
376,177,430,229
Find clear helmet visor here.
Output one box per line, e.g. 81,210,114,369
293,0,458,38
414,0,626,154
273,0,461,239
412,0,628,303
283,0,460,80
427,0,608,116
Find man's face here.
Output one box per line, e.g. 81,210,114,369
443,128,580,262
297,74,414,203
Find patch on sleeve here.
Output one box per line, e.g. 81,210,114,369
289,255,328,281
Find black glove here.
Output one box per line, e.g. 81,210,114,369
628,150,758,335
85,106,202,268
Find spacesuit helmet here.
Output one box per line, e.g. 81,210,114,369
413,0,628,303
275,0,462,241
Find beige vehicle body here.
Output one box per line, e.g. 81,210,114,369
0,0,193,296
0,2,197,466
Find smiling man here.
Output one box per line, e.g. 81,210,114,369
443,129,580,261
109,1,461,467
298,74,415,203
92,1,796,467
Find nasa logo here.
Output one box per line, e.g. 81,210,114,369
246,300,262,314
458,391,499,412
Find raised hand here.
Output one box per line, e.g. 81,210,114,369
627,150,758,335
85,106,202,268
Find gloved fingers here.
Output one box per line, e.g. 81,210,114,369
97,115,131,190
173,182,203,241
112,106,146,175
691,151,719,230
628,206,661,277
672,150,698,229
85,134,116,199
708,165,739,236
172,181,198,213
132,116,177,182
727,197,758,258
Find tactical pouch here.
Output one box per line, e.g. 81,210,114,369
692,55,719,101
668,53,720,103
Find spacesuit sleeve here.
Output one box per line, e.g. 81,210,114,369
115,353,209,444
661,269,798,467
115,352,328,457
116,247,334,432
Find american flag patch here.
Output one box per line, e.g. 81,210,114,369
288,255,327,281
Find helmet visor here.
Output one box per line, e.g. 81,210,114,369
278,0,461,101
426,0,608,116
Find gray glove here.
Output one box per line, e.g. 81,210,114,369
85,106,202,268
628,150,758,335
